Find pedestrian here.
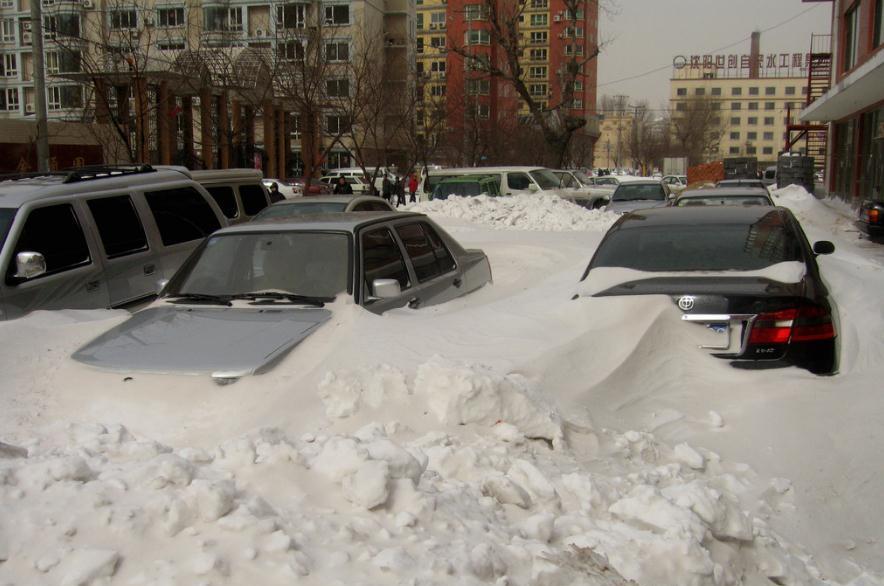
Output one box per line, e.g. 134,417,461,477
382,175,392,203
408,173,418,203
333,176,353,194
268,182,284,203
395,177,406,207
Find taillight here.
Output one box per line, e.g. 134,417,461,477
868,208,880,224
749,305,836,344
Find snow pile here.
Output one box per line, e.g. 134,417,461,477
407,193,616,231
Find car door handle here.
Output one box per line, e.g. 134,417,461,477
408,297,421,309
453,278,463,288
143,263,156,276
85,280,101,292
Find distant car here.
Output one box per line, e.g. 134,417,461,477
673,187,774,207
857,199,884,238
715,178,769,192
662,175,688,195
606,179,671,214
762,166,777,187
579,206,838,374
432,176,501,200
252,196,394,219
320,175,372,195
551,170,610,209
72,212,493,381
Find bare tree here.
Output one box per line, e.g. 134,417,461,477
669,96,725,166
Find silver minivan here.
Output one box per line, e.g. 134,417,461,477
0,165,227,320
187,169,273,224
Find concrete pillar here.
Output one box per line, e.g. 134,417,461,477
276,109,287,178
182,95,194,166
157,81,172,165
133,77,149,162
200,87,214,170
218,93,230,169
263,100,276,177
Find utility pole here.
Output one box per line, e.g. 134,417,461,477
613,94,627,169
30,0,50,172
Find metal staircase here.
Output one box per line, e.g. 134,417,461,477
785,34,831,172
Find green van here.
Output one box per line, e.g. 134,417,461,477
431,176,501,200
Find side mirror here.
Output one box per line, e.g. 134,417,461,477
371,278,401,299
156,279,170,294
14,251,47,280
527,184,539,192
813,241,835,255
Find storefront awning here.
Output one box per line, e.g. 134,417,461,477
800,50,884,122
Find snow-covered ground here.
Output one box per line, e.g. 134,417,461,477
1,189,882,586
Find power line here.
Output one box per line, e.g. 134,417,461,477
598,3,824,89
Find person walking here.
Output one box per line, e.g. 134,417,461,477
268,182,285,203
382,175,392,203
395,176,406,207
333,176,353,194
408,173,418,203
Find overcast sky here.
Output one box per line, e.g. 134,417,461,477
596,0,833,109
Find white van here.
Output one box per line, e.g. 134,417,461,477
327,167,397,194
419,166,563,200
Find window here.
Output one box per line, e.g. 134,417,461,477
0,0,12,8
277,4,306,29
145,187,222,246
204,7,242,31
430,60,445,73
416,13,423,29
157,7,185,27
765,86,775,96
711,87,721,96
467,78,489,95
416,37,423,53
465,29,490,45
747,116,758,125
570,99,583,110
530,31,547,44
765,102,775,110
730,132,740,140
729,146,740,154
876,0,883,47
764,116,774,125
279,40,305,61
676,88,687,96
695,88,705,96
530,0,548,7
763,147,774,155
763,131,774,140
396,223,455,282
530,14,547,26
676,102,687,112
711,102,721,111
529,83,547,96
430,36,445,49
785,86,796,95
325,114,350,134
324,4,349,25
362,228,409,291
731,102,741,111
45,51,59,74
747,131,757,140
240,185,268,216
325,41,349,61
476,103,490,118
207,186,238,219
1,18,15,42
730,117,740,125
844,3,859,71
87,196,148,259
507,173,531,190
48,86,61,110
749,87,759,96
529,65,546,79
732,87,742,96
746,146,756,154
7,204,90,283
430,12,445,27
109,10,137,30
464,4,486,21
326,78,349,97
4,88,18,110
429,84,445,96
3,53,16,77
158,41,186,51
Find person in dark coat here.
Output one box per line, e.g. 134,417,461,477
382,175,392,203
268,182,285,203
333,176,353,194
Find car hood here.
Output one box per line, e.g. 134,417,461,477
607,199,669,214
72,305,331,380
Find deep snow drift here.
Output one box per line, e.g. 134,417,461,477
1,189,882,586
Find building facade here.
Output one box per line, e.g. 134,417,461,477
800,0,883,200
593,108,633,170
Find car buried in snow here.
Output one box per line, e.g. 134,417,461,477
578,206,838,374
72,212,492,382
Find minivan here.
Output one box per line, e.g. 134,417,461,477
187,169,273,224
0,165,227,320
419,167,563,200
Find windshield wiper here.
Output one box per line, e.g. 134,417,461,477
230,292,334,307
164,293,233,306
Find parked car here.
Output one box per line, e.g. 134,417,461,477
262,178,300,199
857,199,884,238
551,170,610,209
320,174,372,195
420,167,564,200
762,166,778,187
432,176,501,200
579,206,837,374
662,175,688,195
673,187,774,207
286,178,333,196
715,178,769,192
252,196,395,219
0,165,227,320
187,169,273,224
606,179,671,214
72,212,492,381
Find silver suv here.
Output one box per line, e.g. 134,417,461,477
0,165,227,320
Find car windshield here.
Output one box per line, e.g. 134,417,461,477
573,171,592,185
612,183,666,202
166,231,350,299
253,202,348,219
530,170,562,190
0,208,15,250
591,216,803,272
434,182,485,199
677,196,771,207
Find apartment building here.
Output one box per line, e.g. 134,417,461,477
800,0,883,200
0,0,415,175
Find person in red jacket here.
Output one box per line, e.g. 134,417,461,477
408,173,419,203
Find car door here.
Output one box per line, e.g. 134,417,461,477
393,221,462,308
85,193,158,307
1,201,109,318
359,225,414,313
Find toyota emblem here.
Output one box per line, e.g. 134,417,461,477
678,296,695,311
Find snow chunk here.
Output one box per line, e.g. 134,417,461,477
342,460,390,509
57,548,119,586
674,443,706,470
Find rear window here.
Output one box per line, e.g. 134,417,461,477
207,186,238,219
145,187,222,246
240,184,269,216
677,196,771,207
255,202,348,218
612,184,666,202
591,215,803,271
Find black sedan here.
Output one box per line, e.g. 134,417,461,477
857,199,884,238
579,207,838,374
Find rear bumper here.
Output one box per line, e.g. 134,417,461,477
726,339,837,375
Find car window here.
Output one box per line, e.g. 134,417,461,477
362,227,410,292
507,173,531,190
396,222,452,283
0,208,17,251
612,184,666,202
206,186,238,219
530,170,561,190
677,196,772,207
254,202,348,218
240,184,269,216
145,187,222,246
591,213,803,272
6,204,91,283
362,202,392,211
422,222,457,274
559,173,575,188
87,195,149,259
